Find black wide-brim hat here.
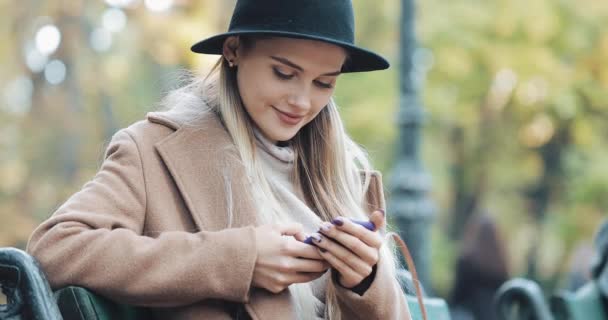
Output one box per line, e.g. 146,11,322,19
191,0,389,73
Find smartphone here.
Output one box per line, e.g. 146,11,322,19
303,218,376,245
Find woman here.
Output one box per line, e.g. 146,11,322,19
27,0,412,319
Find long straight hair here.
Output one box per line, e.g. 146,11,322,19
160,38,401,320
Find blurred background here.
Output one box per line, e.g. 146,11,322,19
1,0,607,317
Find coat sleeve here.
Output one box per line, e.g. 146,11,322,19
26,129,258,307
331,171,412,319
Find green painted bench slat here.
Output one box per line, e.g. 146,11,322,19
55,286,150,320
406,294,451,320
551,282,608,320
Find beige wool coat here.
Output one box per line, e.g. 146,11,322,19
26,110,410,319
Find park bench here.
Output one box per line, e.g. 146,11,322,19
494,221,608,320
494,277,607,320
0,247,450,320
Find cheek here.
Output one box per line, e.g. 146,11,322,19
311,92,332,114
305,101,329,125
239,71,283,106
237,73,267,112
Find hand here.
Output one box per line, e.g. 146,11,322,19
252,223,330,294
312,210,385,288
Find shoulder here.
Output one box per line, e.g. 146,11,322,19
121,112,180,143
99,112,188,161
115,110,221,146
103,109,230,163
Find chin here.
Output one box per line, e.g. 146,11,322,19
271,131,298,143
275,134,296,143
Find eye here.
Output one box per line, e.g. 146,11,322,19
273,67,294,80
315,80,334,89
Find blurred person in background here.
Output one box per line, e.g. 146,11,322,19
449,212,510,320
25,0,413,319
564,242,595,291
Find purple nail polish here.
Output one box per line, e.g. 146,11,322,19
328,218,376,231
303,233,322,245
331,217,344,226
351,219,376,231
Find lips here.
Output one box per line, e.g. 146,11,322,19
279,110,305,118
273,107,304,125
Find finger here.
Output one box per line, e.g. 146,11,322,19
288,257,330,273
275,223,304,236
289,271,327,284
317,248,364,288
269,271,327,292
331,217,383,249
313,233,373,276
319,223,379,265
285,238,325,260
292,231,308,242
369,209,386,230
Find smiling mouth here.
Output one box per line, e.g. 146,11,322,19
273,107,305,125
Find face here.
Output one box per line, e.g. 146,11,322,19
223,36,347,144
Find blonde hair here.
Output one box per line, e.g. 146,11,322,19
160,38,400,319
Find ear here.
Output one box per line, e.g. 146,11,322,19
222,36,240,64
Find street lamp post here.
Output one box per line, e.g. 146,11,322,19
389,0,436,293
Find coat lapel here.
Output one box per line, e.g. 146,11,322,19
150,112,258,231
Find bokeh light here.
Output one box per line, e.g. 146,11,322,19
2,76,34,115
90,28,113,52
104,0,138,8
44,60,67,85
35,24,61,56
24,45,49,73
102,8,127,33
145,0,173,12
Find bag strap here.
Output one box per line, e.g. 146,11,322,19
386,232,428,320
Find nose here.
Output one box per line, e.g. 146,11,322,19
286,86,311,111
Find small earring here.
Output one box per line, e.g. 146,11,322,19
228,60,235,67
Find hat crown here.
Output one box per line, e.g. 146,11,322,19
191,0,389,73
229,0,355,44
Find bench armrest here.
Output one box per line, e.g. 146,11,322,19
55,286,151,320
494,277,554,320
0,247,62,320
551,282,608,320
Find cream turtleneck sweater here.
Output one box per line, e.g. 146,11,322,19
253,129,327,319
253,129,324,234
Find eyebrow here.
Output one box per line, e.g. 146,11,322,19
270,56,342,76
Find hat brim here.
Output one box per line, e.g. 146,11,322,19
191,30,389,73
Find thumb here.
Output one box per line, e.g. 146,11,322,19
369,209,386,231
275,222,304,236
292,231,308,242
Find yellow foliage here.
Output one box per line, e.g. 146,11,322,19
0,160,28,194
